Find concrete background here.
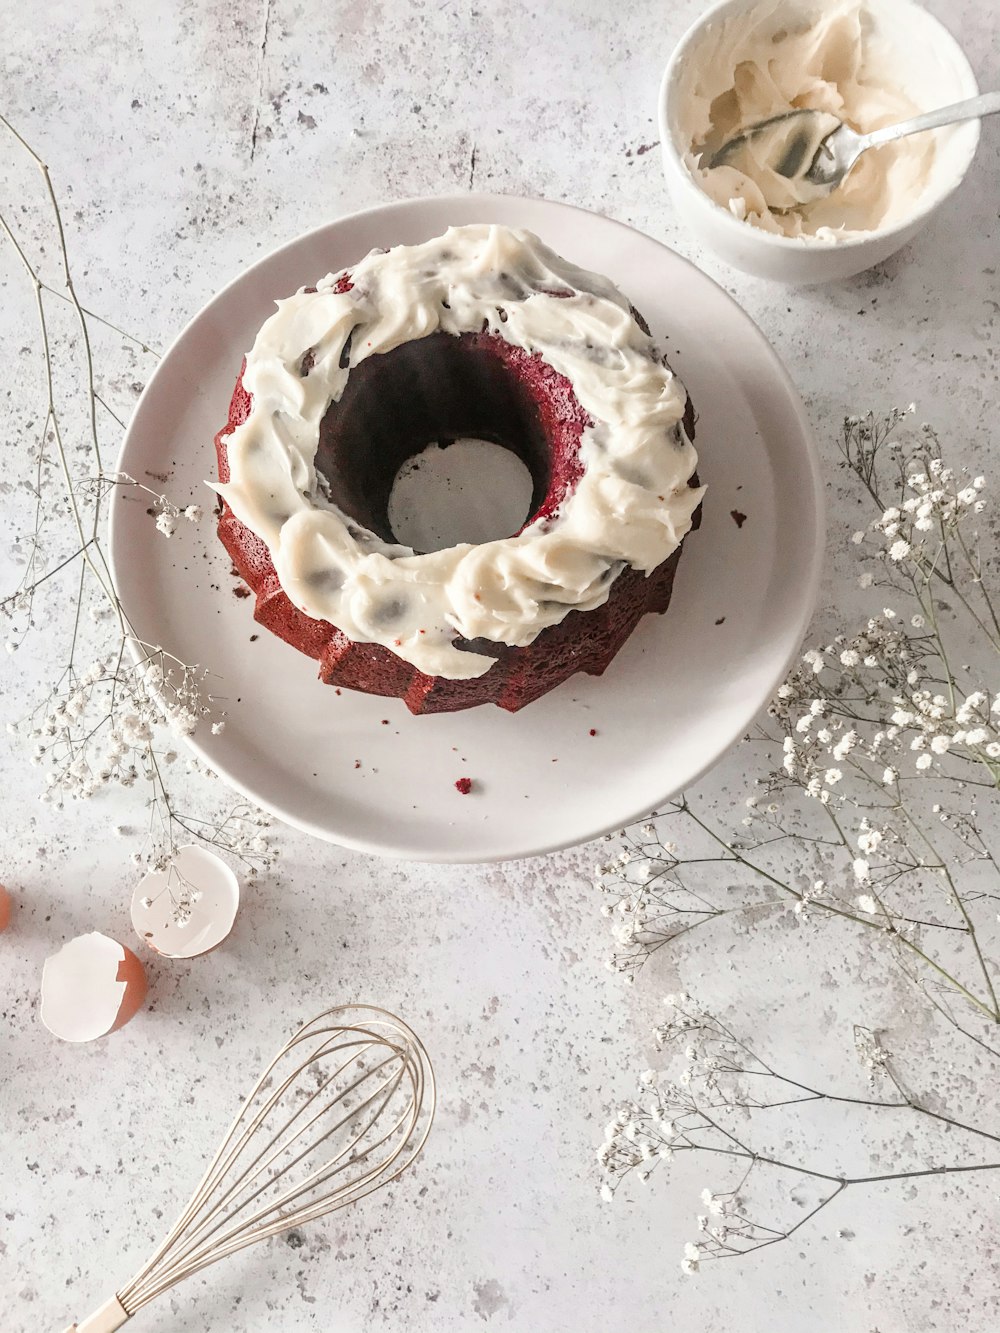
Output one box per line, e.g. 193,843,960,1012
1,1,998,1329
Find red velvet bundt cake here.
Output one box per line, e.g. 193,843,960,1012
214,225,704,715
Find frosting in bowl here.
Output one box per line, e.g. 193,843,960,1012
676,0,936,241
216,226,702,681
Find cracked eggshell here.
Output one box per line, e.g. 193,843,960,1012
40,932,147,1042
131,845,240,959
0,883,11,932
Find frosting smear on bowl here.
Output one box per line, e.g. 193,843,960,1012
677,0,936,241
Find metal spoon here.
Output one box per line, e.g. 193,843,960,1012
709,92,1000,212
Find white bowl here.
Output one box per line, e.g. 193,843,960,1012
658,0,981,283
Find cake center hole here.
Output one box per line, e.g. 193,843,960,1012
313,332,553,546
387,438,534,553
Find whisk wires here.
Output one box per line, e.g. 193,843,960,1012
115,1004,434,1315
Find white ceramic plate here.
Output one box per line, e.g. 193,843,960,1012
110,195,824,863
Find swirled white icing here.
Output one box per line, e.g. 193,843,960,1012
677,1,936,241
216,225,702,680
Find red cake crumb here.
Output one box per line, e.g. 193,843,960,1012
589,728,597,736
731,510,748,528
354,760,361,769
454,777,473,794
234,586,251,599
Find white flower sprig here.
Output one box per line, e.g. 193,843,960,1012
598,996,1000,1270
598,410,1000,1265
0,115,274,906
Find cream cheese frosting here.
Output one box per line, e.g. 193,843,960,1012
676,1,936,241
216,225,702,681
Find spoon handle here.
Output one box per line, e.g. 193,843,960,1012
862,91,1000,150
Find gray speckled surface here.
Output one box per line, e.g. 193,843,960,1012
2,1,1000,1329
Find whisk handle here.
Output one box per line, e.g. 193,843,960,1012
61,1294,130,1333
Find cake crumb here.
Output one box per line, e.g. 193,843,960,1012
715,616,726,625
454,777,473,794
381,718,389,725
589,728,597,736
234,586,251,599
731,509,748,528
250,633,258,641
354,760,361,769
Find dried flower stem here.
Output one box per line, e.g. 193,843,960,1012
0,115,275,897
598,410,1000,1268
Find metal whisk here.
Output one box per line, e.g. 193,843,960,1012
64,1004,435,1332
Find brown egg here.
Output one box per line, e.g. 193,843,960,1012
40,932,148,1042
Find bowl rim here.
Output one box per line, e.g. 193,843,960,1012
658,0,982,253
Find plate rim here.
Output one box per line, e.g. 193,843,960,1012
109,192,826,863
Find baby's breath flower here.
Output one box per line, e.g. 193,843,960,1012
833,730,857,760
600,411,1000,1256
